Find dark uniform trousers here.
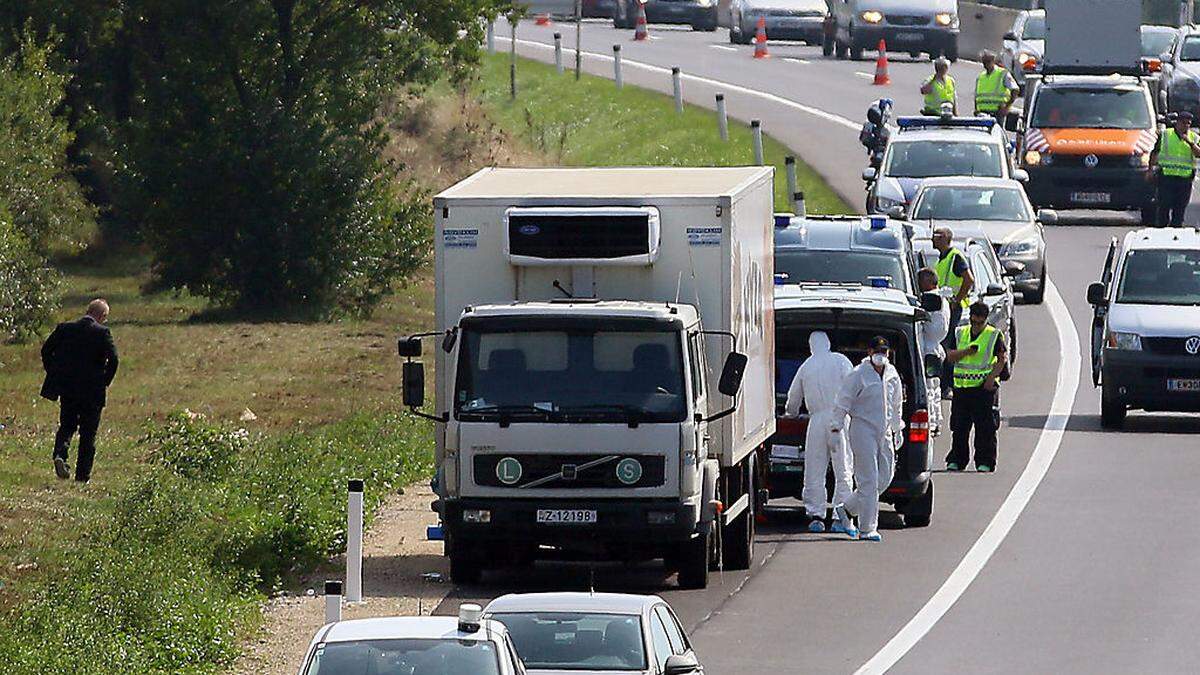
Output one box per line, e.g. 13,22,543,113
947,386,999,468
55,397,103,481
1158,175,1194,227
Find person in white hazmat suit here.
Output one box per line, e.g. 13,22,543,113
832,336,905,542
784,331,855,534
918,268,950,434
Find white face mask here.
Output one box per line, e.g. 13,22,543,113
870,353,888,367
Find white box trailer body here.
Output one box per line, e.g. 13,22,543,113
1043,0,1141,72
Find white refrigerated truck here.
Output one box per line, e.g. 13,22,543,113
399,166,775,589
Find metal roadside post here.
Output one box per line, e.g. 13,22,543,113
575,0,583,80
716,93,729,141
793,191,806,216
672,67,683,113
555,33,563,73
752,119,764,165
510,17,518,100
487,20,495,54
785,156,798,203
614,45,623,89
324,580,343,624
346,479,364,604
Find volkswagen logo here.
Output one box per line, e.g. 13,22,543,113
1083,154,1099,169
1186,336,1200,355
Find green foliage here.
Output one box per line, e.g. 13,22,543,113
0,210,58,344
0,411,433,673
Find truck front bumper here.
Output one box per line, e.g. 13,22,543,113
1023,165,1155,211
1103,349,1200,412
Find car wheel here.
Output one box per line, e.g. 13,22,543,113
850,41,865,60
1100,383,1127,429
836,38,849,59
903,480,933,528
1024,267,1046,305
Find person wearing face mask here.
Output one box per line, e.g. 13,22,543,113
830,336,905,542
784,331,855,533
944,302,1007,472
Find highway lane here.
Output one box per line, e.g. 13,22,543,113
454,18,1200,673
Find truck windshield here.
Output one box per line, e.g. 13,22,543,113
1141,29,1176,58
1030,87,1151,129
1182,36,1200,61
775,250,909,291
884,141,1004,179
912,186,1031,221
455,321,687,423
1022,15,1045,40
1116,250,1200,305
304,638,500,675
491,612,647,671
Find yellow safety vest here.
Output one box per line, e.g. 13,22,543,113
1158,129,1198,178
975,68,1009,112
953,325,999,389
923,76,956,114
935,247,969,307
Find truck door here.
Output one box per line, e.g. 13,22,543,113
687,331,709,455
1091,238,1119,386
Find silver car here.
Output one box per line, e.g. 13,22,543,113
829,0,959,62
1000,9,1044,90
728,0,827,46
909,177,1050,304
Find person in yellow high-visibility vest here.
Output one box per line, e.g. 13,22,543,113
920,58,957,116
974,50,1017,120
933,226,974,397
1151,111,1200,226
944,303,1007,473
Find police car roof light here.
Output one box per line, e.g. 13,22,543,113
868,276,892,288
868,216,888,230
459,603,484,633
774,273,789,285
774,213,794,228
896,116,995,131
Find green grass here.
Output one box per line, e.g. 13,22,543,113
475,53,849,214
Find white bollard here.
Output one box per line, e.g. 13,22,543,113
346,479,364,603
324,580,343,624
613,45,623,89
716,93,728,141
785,156,798,205
751,120,764,165
554,33,563,73
487,21,495,54
672,67,683,114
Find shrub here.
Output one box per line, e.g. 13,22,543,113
0,208,58,343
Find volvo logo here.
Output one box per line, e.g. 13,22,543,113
1083,154,1099,169
1186,336,1200,355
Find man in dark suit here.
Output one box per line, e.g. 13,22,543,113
41,299,119,482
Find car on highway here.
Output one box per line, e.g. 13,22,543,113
484,593,703,674
1163,25,1200,118
613,0,719,31
1087,228,1200,429
297,604,526,675
770,284,936,528
828,0,959,62
864,116,1024,216
1001,9,1044,91
773,213,920,295
728,0,827,46
582,0,619,18
909,177,1051,304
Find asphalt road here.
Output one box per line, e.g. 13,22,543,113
435,19,1200,673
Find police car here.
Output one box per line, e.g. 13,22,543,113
773,213,921,295
863,116,1025,216
296,604,526,675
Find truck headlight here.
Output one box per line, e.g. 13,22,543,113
934,13,956,27
1024,150,1041,166
462,509,492,523
861,10,883,23
1106,331,1142,351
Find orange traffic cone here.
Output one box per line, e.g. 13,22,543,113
535,13,551,26
633,2,649,41
873,40,890,85
753,16,769,59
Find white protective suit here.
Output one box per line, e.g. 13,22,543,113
831,357,905,536
784,332,855,519
920,292,950,432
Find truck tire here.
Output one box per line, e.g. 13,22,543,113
850,41,865,61
903,480,933,528
450,550,483,585
944,40,959,63
836,37,849,60
1100,384,1126,429
675,532,711,589
822,34,834,57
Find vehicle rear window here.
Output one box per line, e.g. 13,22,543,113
775,250,909,291
304,639,501,675
884,141,1005,179
913,187,1031,221
492,612,647,671
1031,87,1151,129
1116,249,1200,305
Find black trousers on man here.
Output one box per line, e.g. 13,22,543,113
947,386,999,469
54,397,103,481
1158,175,1194,227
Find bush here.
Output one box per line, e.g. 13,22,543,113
0,208,58,343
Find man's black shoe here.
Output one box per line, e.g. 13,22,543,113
74,475,90,484
54,458,69,480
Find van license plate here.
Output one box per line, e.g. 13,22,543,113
537,509,597,524
1070,191,1111,204
1167,379,1200,392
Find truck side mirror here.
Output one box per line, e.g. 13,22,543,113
1003,31,1017,42
718,352,748,397
861,167,878,182
403,362,426,408
1087,282,1108,306
442,328,458,353
398,337,422,358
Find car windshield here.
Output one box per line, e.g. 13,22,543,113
1116,249,1200,305
884,141,1005,179
775,250,909,291
912,186,1031,221
1141,28,1176,58
455,321,687,423
492,612,647,671
304,639,500,675
1030,87,1151,129
1022,15,1045,40
1182,36,1200,61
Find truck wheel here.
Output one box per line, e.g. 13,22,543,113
944,40,959,63
450,550,483,585
903,481,933,528
836,38,849,60
822,34,834,57
850,42,865,61
721,501,755,570
675,532,711,589
1100,384,1127,429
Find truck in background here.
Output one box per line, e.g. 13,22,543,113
400,167,775,589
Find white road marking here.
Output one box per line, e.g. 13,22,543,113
855,279,1081,674
784,58,810,64
855,71,874,79
711,45,739,52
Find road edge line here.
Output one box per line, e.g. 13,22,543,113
855,279,1081,674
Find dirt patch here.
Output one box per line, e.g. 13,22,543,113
231,484,451,675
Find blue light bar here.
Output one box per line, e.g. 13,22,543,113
774,273,790,285
869,216,887,230
896,116,996,131
774,213,794,228
868,276,892,288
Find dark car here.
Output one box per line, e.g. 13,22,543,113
613,0,719,31
1164,27,1200,117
